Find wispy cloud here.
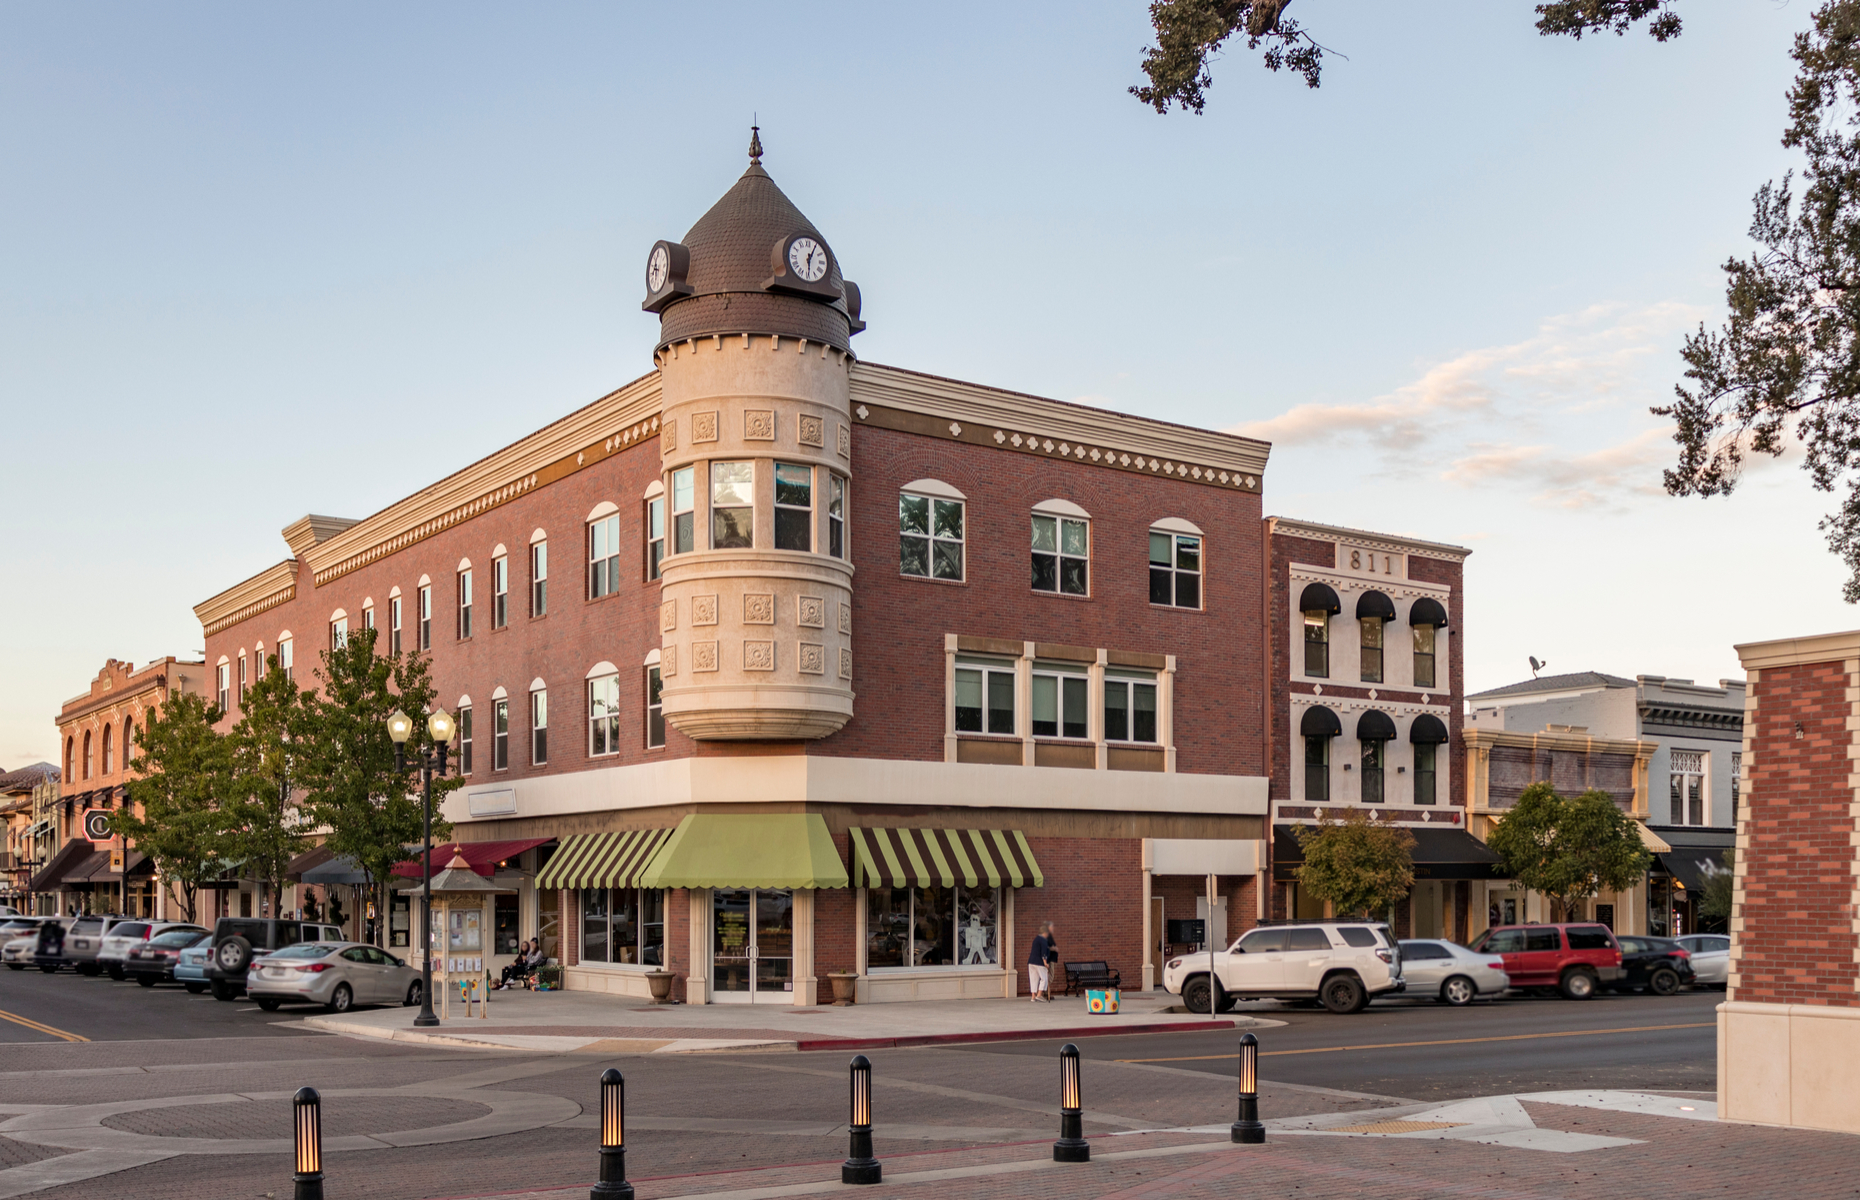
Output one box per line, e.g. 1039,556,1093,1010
1443,427,1672,509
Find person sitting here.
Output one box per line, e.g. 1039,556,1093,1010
495,940,533,990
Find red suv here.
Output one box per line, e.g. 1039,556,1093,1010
1468,923,1623,1000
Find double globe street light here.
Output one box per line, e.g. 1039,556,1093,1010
387,706,456,1029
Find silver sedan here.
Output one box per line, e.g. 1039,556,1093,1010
1396,939,1511,1005
1674,934,1730,988
245,942,423,1014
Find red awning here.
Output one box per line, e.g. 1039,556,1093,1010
391,838,551,879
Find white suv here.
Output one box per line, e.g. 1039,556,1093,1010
1162,922,1405,1014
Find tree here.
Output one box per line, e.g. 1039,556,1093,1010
225,653,313,917
1131,1,1682,115
1660,1,1860,600
1485,782,1652,920
294,626,456,944
1292,809,1416,918
1698,847,1736,923
111,691,233,924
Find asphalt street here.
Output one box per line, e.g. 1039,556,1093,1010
0,962,340,1042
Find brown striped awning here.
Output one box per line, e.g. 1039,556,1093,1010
850,827,1044,889
536,829,673,891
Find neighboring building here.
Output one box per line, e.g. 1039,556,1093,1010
0,764,58,908
193,134,1280,1004
1262,518,1493,943
1720,629,1860,1136
1466,671,1743,935
33,658,205,917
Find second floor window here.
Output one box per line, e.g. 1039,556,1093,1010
1031,514,1088,595
1305,736,1328,801
1032,667,1088,739
390,597,403,654
1670,749,1705,825
647,495,666,579
954,661,1015,735
1414,742,1436,805
589,515,620,598
1413,624,1436,690
217,664,230,712
828,474,846,558
278,638,294,682
460,706,474,775
711,462,754,548
589,674,620,756
1104,677,1158,743
458,570,474,638
774,462,812,551
492,556,508,628
1361,739,1384,803
102,725,113,775
531,689,548,765
1303,610,1328,677
1360,618,1383,684
362,606,374,632
418,587,432,650
671,467,695,554
900,493,963,580
1149,531,1202,608
331,617,348,650
493,699,509,770
646,666,665,748
238,653,248,701
531,541,548,616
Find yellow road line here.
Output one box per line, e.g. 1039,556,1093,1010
1116,1021,1713,1063
0,1007,89,1043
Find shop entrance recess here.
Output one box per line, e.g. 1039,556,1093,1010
712,889,794,1002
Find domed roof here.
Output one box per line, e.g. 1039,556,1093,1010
654,130,857,351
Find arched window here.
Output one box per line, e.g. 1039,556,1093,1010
1356,591,1396,684
587,502,621,598
1410,714,1449,806
102,725,114,776
64,737,74,782
82,730,93,780
1409,597,1448,690
587,662,620,757
900,479,965,581
1300,706,1341,801
123,716,135,767
1149,518,1203,609
1032,499,1089,595
1299,583,1341,678
530,678,549,765
1357,710,1397,804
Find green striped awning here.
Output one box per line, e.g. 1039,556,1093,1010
536,829,673,891
850,827,1044,889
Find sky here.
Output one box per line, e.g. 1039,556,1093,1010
0,1,1845,766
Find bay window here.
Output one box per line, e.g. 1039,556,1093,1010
828,474,846,558
711,462,754,548
774,462,812,551
671,467,695,554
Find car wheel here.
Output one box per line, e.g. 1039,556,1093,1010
403,980,423,1008
1559,969,1598,1001
211,980,240,1001
77,963,98,977
184,982,207,994
108,965,125,981
327,983,353,1014
38,963,57,974
1321,974,1367,1014
255,997,281,1012
1648,968,1681,996
1440,976,1476,1007
1182,976,1213,1015
136,976,156,988
7,964,23,971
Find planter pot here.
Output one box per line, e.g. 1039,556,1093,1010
646,969,676,1004
828,971,858,1006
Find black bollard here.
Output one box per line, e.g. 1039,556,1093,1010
842,1054,881,1184
292,1086,324,1200
591,1068,634,1199
1231,1031,1265,1143
1053,1043,1090,1162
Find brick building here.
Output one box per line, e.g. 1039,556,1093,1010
0,763,57,908
192,135,1464,1006
33,658,205,917
1720,629,1860,1135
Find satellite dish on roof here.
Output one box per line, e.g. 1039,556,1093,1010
1529,656,1548,678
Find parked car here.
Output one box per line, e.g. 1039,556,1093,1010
97,921,194,981
208,918,346,1000
1163,921,1405,1014
1467,923,1623,1000
124,927,211,987
32,918,76,972
1674,934,1729,988
175,939,213,993
62,914,138,977
245,942,422,1013
1396,939,1510,1005
1611,935,1696,995
0,919,44,969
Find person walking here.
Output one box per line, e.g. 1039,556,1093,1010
1043,922,1060,1001
1027,923,1051,1002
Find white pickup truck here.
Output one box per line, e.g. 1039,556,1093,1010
1162,921,1406,1014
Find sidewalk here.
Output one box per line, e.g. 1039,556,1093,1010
299,986,1274,1053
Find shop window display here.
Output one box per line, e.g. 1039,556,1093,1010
866,886,999,969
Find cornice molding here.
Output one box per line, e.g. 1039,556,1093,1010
1463,727,1656,757
1270,516,1471,562
1735,629,1860,672
1286,565,1450,599
850,362,1270,490
193,561,299,638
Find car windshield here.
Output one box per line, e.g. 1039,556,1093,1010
264,943,338,960
150,929,205,947
72,919,102,934
109,924,150,940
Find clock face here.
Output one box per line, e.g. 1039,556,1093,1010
647,245,670,293
788,237,828,283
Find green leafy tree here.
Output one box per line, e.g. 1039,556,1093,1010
295,626,457,944
111,691,234,924
1699,847,1736,923
225,653,313,917
1131,1,1681,115
1486,782,1652,920
1292,809,1416,918
1660,1,1860,599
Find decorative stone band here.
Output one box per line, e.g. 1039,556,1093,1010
849,826,1045,889
535,827,674,891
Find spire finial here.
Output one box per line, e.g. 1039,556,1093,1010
749,122,763,166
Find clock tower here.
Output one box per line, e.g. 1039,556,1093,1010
644,130,864,741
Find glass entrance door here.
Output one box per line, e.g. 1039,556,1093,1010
712,888,794,1003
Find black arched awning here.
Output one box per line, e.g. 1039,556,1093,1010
1356,710,1397,741
1356,590,1397,621
1300,705,1342,738
1410,714,1450,744
1409,597,1449,627
1299,582,1342,615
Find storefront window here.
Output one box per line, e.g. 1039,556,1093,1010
578,887,666,966
494,894,519,956
866,885,999,969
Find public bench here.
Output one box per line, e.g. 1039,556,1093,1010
1062,960,1122,995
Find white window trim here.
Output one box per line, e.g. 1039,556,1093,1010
1151,516,1203,536
586,660,620,679
1032,497,1090,519
900,477,966,501
642,480,664,500
530,527,548,545
491,686,509,701
457,557,472,573
587,500,619,521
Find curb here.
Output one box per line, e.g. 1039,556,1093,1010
794,1018,1240,1052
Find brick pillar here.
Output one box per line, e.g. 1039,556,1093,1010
665,888,689,1003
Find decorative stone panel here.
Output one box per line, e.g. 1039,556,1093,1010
837,423,851,458
659,600,677,632
692,595,718,626
661,645,677,676
692,641,719,672
797,596,826,628
744,641,775,671
840,648,853,680
744,410,775,441
798,414,824,447
743,593,775,625
691,411,719,443
839,604,852,635
661,418,676,451
799,643,825,675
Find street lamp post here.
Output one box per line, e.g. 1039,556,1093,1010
388,707,455,1029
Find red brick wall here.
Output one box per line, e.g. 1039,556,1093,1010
665,887,688,1003
1736,661,1859,1006
815,831,858,978
1010,838,1143,995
